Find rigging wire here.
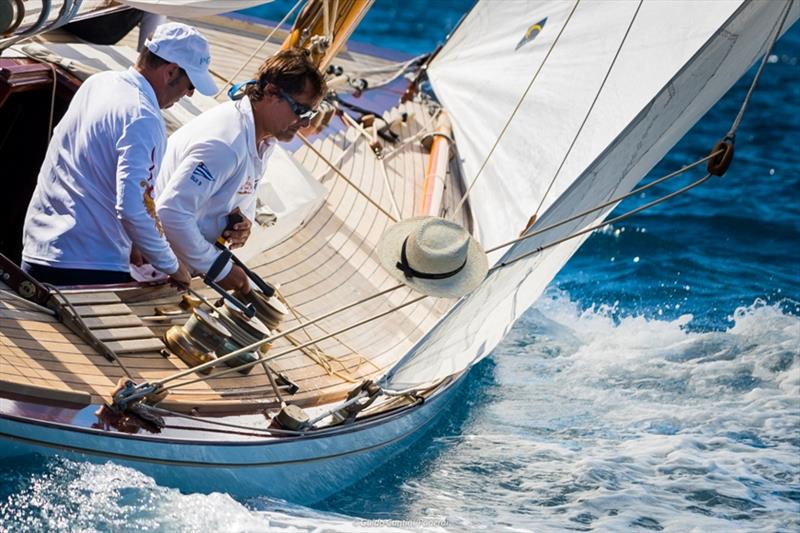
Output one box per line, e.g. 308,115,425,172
125,0,795,398
491,172,714,271
725,0,794,140
530,0,643,222
485,150,721,254
450,0,581,220
214,0,305,98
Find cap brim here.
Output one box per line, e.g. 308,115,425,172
376,217,488,299
186,67,218,96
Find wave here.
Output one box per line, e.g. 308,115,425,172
1,293,797,532
0,456,425,532
390,292,800,531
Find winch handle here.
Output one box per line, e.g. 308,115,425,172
203,249,256,318
216,212,276,298
229,253,276,298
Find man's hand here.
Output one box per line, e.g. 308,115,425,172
222,207,252,250
168,259,192,289
218,264,251,294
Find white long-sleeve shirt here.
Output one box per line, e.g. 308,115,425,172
155,98,273,280
22,68,179,274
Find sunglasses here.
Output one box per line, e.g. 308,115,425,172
276,87,317,120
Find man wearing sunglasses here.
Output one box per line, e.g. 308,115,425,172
155,48,326,293
21,22,216,288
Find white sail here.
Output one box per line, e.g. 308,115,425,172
119,0,274,17
381,0,799,391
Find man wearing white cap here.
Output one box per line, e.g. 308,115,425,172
21,22,217,287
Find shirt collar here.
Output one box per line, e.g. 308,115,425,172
124,67,160,111
236,98,270,161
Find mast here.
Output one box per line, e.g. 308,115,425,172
281,0,375,70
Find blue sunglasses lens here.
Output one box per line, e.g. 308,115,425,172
279,88,316,119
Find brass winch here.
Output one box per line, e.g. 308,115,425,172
215,299,274,374
235,288,287,331
163,308,225,375
163,306,263,375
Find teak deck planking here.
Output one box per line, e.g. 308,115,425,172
0,17,471,415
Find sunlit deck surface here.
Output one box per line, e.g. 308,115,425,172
1,14,471,415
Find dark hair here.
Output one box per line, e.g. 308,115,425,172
136,47,170,70
245,48,326,102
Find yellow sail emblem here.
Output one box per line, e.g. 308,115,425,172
516,17,547,51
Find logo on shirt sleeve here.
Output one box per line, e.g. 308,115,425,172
140,146,166,237
190,162,216,185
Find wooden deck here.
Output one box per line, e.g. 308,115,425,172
0,16,471,416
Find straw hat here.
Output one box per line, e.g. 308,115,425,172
377,217,488,298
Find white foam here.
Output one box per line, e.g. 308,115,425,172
393,291,800,530
1,292,797,531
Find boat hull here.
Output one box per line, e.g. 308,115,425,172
0,377,462,503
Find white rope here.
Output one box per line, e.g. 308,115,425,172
338,111,403,219
726,0,793,139
298,132,399,222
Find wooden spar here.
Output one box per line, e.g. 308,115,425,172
281,0,375,71
319,0,373,70
419,111,452,217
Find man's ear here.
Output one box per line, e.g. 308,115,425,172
163,63,181,84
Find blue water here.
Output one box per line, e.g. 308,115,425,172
2,1,799,531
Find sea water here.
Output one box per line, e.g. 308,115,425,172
1,1,798,531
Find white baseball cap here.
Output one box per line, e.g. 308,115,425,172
145,22,217,96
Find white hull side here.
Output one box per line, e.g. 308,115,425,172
0,378,462,503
